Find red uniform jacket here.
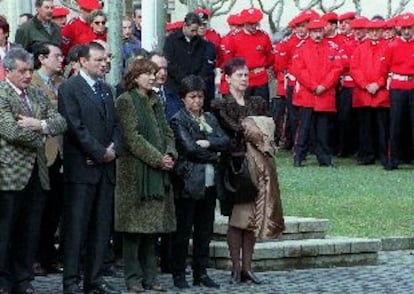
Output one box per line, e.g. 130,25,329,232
218,30,238,94
272,43,286,97
222,29,273,87
350,39,389,108
62,17,107,56
385,36,414,90
291,39,343,112
278,33,308,87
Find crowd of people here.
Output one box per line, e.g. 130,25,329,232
1,0,414,293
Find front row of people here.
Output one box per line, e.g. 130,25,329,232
0,44,284,294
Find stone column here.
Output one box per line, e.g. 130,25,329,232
105,0,123,86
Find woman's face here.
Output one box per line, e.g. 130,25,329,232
135,71,156,92
226,65,249,92
91,15,106,35
182,90,204,114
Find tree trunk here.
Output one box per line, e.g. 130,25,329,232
105,0,123,86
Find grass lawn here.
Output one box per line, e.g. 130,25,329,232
276,150,414,238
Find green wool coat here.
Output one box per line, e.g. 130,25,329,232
115,90,177,233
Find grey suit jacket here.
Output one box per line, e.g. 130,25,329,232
0,80,67,191
58,74,122,184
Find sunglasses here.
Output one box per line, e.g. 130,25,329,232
94,21,106,25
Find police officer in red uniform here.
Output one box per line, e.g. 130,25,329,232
338,12,356,40
277,11,318,150
350,19,390,167
322,12,346,46
61,0,102,56
384,14,414,170
222,8,273,105
291,19,343,167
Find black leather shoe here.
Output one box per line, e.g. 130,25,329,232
173,275,190,289
241,271,262,284
32,262,47,276
85,282,120,294
193,274,220,288
63,284,82,294
229,270,241,284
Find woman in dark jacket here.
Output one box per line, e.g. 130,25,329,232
214,57,284,285
170,75,229,289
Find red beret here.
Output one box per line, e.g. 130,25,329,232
321,12,338,22
366,19,385,29
384,18,396,29
292,10,320,27
396,13,414,27
307,19,327,30
227,14,243,26
350,17,369,29
77,0,102,11
338,12,356,22
52,6,70,18
240,8,263,23
194,8,211,21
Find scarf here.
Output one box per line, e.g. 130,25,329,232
130,89,169,200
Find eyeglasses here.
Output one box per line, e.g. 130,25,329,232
94,21,106,25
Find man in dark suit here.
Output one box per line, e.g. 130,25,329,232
0,47,67,294
58,42,121,294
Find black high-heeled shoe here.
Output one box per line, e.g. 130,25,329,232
229,270,241,284
241,270,262,284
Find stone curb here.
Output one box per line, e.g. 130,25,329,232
380,236,414,251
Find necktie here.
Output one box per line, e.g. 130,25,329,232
93,81,105,105
20,90,32,115
159,87,166,104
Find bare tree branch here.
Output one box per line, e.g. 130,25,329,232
257,0,284,34
211,0,237,17
352,0,362,15
393,0,412,16
59,0,79,12
319,0,346,13
293,0,320,10
387,0,392,18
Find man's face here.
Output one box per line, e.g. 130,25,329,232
354,28,367,41
41,45,64,74
325,21,337,36
309,28,324,43
295,22,308,38
80,8,92,21
36,1,54,22
183,23,199,39
339,19,352,35
244,22,259,34
151,55,168,86
7,59,33,90
198,21,207,37
52,16,67,28
368,28,382,41
122,20,133,39
383,28,395,40
401,26,414,41
80,48,107,79
134,9,142,28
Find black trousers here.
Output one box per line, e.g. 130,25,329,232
388,89,414,167
356,107,390,166
171,187,216,277
37,157,64,266
294,108,332,165
284,85,299,150
271,98,287,145
336,87,357,156
246,82,270,108
62,178,114,288
0,164,46,291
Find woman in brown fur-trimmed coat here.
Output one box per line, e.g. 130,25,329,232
214,57,284,285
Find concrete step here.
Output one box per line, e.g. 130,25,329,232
205,236,382,271
214,214,329,241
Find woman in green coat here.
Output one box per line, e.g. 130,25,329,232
115,58,177,293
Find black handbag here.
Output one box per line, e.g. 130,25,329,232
223,155,258,204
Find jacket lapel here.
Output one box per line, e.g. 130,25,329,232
4,82,32,116
77,75,106,118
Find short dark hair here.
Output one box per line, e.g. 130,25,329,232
65,44,83,64
184,12,202,26
31,41,59,69
224,57,247,76
35,0,51,7
372,15,385,21
19,13,34,20
78,41,105,60
179,75,205,99
0,17,9,35
123,58,158,91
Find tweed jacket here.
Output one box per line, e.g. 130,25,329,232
31,71,63,166
15,15,61,50
0,80,67,191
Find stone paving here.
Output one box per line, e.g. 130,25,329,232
33,250,414,293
